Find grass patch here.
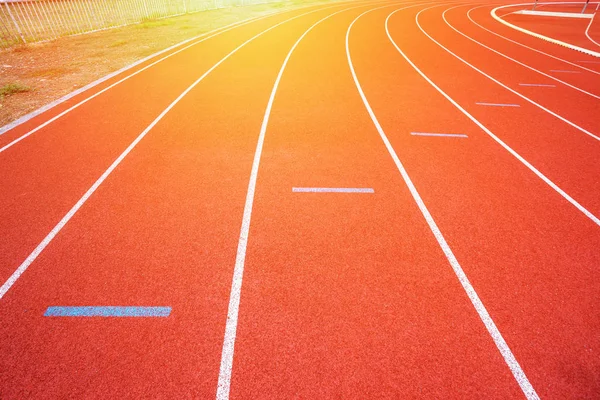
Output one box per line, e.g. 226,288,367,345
28,67,73,78
136,19,174,29
108,39,128,47
0,83,32,99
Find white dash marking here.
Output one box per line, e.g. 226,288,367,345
410,132,468,138
476,102,520,107
518,83,556,87
550,69,581,73
292,187,374,193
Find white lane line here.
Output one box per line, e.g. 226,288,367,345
419,6,600,141
441,6,600,99
410,132,468,137
585,14,600,48
0,1,351,154
215,4,372,399
392,6,600,226
0,6,333,301
476,102,520,107
515,9,594,18
466,6,600,77
292,187,375,192
349,6,540,399
490,3,600,59
550,69,581,73
519,83,556,87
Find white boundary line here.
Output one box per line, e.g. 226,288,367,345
516,9,593,18
418,4,600,141
585,14,600,48
214,4,387,398
442,5,600,99
0,0,359,139
387,4,600,225
466,5,600,76
348,5,540,399
0,4,336,301
490,2,600,58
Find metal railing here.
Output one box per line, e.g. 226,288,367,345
0,0,276,48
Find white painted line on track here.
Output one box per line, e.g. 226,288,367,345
442,6,600,99
0,0,358,152
515,9,594,18
348,6,540,399
585,13,600,48
550,69,581,73
466,6,600,76
410,132,468,137
292,187,375,192
0,6,337,301
389,6,600,226
518,83,556,87
215,3,379,399
491,3,600,58
419,6,600,141
476,102,520,107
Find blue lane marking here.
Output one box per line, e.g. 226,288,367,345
44,306,171,317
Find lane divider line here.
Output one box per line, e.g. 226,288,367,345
519,83,556,87
584,10,600,48
490,2,600,58
0,5,338,301
0,0,359,153
442,5,600,99
348,5,540,399
214,4,386,398
391,6,600,225
515,9,594,18
292,187,375,192
0,0,364,138
466,6,600,77
419,5,600,141
410,132,468,137
44,306,171,317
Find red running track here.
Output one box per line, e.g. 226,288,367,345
0,0,598,398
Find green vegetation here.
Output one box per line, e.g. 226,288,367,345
0,83,32,100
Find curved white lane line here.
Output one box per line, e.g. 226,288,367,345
386,5,600,227
348,5,540,400
0,0,361,153
214,3,396,398
442,5,599,98
0,5,338,301
491,2,600,58
466,5,600,76
585,14,600,48
418,5,600,141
